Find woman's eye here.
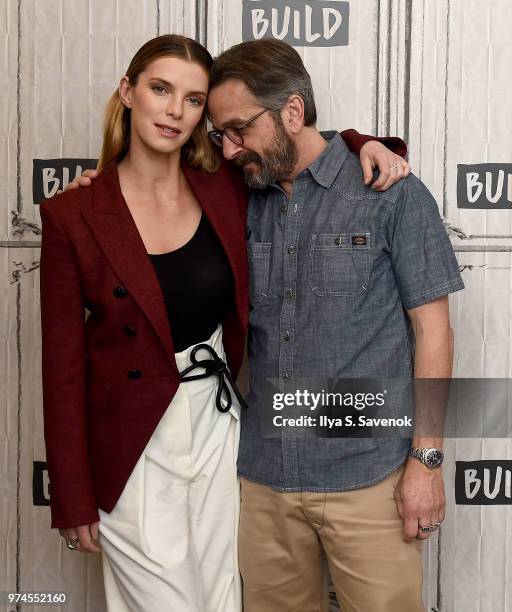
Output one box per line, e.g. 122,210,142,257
187,97,203,106
152,85,166,94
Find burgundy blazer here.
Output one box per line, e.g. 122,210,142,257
39,132,406,529
40,157,249,528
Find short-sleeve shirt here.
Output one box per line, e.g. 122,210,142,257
239,131,464,492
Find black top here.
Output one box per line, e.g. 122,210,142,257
148,214,235,353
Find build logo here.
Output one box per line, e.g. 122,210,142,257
33,461,50,506
33,158,98,204
455,461,512,505
242,0,349,47
457,164,512,209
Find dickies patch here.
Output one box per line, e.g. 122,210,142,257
352,235,367,246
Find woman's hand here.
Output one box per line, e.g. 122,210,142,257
360,140,410,191
59,521,102,553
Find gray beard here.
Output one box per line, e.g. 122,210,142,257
237,116,298,189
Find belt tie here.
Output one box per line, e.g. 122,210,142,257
179,344,248,414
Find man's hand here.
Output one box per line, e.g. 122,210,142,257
58,169,99,194
360,141,410,191
393,458,445,542
59,521,102,553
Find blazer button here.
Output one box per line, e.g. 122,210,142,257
127,369,142,380
113,285,128,298
124,325,136,337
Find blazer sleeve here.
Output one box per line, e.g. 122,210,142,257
39,201,100,529
219,155,249,221
340,128,408,158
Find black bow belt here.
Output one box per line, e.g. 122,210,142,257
179,344,248,414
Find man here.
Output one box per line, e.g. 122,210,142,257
65,40,450,611
204,39,463,612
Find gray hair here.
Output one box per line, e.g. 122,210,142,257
210,39,317,126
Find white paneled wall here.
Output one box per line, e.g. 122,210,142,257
1,1,511,610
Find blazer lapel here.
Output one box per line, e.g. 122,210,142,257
81,163,174,361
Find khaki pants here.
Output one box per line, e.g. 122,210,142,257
239,467,424,612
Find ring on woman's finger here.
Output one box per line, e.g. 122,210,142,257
66,537,80,550
389,162,400,171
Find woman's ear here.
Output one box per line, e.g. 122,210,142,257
118,76,132,109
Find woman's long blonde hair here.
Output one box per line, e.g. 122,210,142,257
97,34,219,173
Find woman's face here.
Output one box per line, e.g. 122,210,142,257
120,56,209,156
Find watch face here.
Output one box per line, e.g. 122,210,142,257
425,449,443,468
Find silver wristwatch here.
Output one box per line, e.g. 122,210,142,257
408,447,444,469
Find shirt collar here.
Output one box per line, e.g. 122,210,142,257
266,130,349,193
306,130,349,188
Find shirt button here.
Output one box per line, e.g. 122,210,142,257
127,369,142,379
335,236,343,246
286,289,295,300
113,285,128,298
283,372,290,380
287,245,295,255
282,330,291,341
281,203,288,213
124,325,136,337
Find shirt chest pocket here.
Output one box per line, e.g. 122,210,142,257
309,232,370,297
248,242,272,304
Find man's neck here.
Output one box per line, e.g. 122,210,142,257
278,127,327,196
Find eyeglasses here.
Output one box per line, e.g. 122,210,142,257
208,108,268,148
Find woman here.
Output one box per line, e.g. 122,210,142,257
40,34,407,612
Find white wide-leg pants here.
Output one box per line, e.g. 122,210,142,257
98,325,242,612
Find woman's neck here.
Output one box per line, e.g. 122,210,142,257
117,145,184,202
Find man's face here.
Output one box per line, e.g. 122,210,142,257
208,80,298,189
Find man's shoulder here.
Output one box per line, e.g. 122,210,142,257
333,149,407,204
333,153,433,208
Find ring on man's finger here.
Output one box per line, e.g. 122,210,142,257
389,162,400,171
419,522,441,533
66,537,80,550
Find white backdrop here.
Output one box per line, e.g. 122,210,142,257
1,1,511,611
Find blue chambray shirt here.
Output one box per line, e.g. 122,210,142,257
238,131,464,492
